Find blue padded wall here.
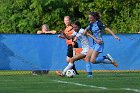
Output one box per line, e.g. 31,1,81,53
0,34,139,70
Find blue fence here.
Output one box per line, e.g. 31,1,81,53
0,34,140,70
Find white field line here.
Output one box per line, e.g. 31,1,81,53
121,88,140,93
53,80,107,90
53,80,140,93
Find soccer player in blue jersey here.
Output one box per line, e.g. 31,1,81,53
84,12,120,77
56,20,119,77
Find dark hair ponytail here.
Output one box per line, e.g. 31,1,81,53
95,12,101,20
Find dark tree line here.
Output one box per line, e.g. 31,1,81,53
0,0,140,33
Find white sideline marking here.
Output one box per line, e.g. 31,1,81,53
53,80,140,93
121,88,140,93
53,80,107,90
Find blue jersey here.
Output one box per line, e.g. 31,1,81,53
86,20,106,40
86,20,106,53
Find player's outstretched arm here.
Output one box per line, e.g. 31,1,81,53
58,34,65,39
63,33,75,40
85,30,102,44
105,28,120,41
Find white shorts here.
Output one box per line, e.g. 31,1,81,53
73,48,89,56
80,48,89,55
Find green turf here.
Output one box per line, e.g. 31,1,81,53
0,71,139,93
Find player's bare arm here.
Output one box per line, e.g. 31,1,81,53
85,30,103,44
63,32,75,40
58,34,66,39
105,28,120,41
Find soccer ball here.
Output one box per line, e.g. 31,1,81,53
66,69,76,78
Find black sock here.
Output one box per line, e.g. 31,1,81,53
72,64,79,75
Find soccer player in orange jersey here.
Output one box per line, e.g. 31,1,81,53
58,16,79,74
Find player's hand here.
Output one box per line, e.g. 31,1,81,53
95,39,103,44
58,34,65,39
72,42,75,46
114,36,120,41
58,30,64,34
58,34,62,38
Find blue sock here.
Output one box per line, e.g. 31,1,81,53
96,56,112,64
86,62,92,76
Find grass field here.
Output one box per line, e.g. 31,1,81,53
0,71,140,93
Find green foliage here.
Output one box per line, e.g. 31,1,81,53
0,0,140,33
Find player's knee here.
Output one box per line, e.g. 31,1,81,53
85,57,90,62
66,59,70,63
70,58,75,63
85,59,89,62
90,59,96,64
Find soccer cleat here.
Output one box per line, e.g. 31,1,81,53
112,61,118,67
106,54,118,67
106,54,114,62
76,73,79,75
55,70,65,77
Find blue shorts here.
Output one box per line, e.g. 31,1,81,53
91,43,104,53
